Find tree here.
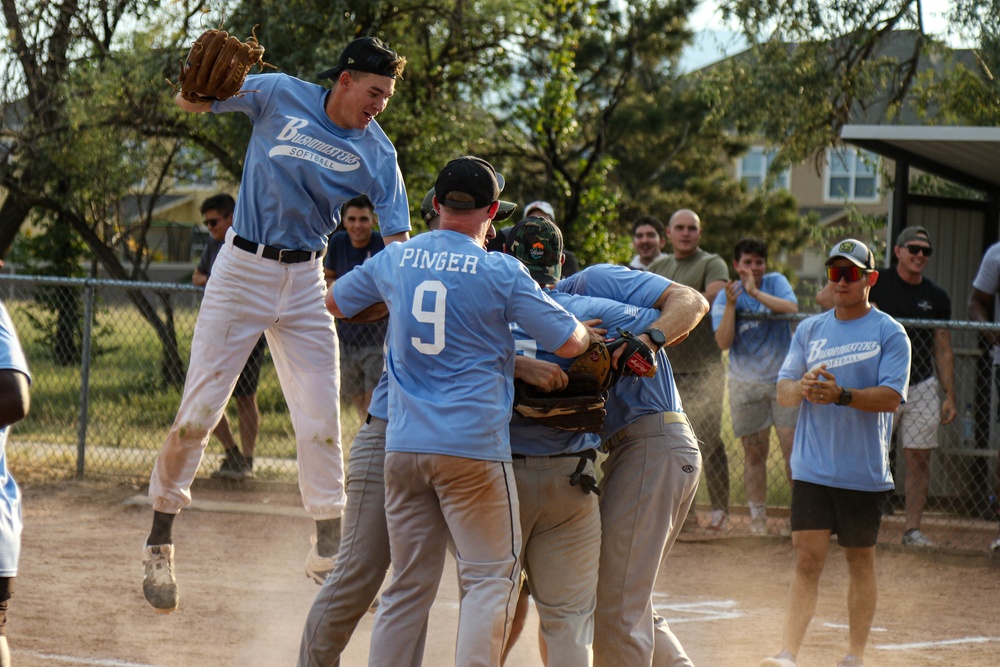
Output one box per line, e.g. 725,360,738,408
0,1,214,386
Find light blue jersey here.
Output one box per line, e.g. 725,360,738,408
710,272,796,384
0,301,29,576
214,73,410,251
511,291,660,457
557,265,682,438
778,308,910,492
334,230,580,461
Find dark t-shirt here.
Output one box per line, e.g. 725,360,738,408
869,268,951,385
196,237,224,278
325,231,388,346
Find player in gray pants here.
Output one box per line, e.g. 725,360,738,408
557,264,708,667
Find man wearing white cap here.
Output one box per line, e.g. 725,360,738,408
762,239,910,667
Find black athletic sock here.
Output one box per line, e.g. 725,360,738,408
315,517,342,557
148,511,176,546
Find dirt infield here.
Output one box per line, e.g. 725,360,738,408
8,481,1000,666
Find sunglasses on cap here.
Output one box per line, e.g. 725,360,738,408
203,217,222,228
904,244,932,257
827,266,868,283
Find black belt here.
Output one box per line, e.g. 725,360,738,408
366,413,374,425
512,449,600,495
232,234,322,264
512,451,588,460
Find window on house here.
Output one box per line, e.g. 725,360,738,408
738,147,790,192
826,147,879,202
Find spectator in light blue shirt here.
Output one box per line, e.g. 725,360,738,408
711,237,799,535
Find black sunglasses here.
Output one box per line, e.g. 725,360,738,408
904,244,932,257
204,217,222,228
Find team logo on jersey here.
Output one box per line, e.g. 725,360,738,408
806,338,881,369
270,117,362,172
529,241,545,260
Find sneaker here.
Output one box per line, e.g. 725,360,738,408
142,543,178,613
305,535,337,585
751,516,768,535
836,654,864,667
760,649,796,667
210,452,252,481
901,528,932,547
989,536,1000,557
707,510,728,532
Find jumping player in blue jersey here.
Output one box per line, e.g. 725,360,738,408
142,36,410,614
327,156,590,667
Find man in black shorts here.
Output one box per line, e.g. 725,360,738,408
762,239,911,667
194,194,266,481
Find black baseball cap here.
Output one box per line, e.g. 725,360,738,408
421,186,517,224
434,156,506,210
318,36,401,80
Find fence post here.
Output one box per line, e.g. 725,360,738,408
76,282,95,479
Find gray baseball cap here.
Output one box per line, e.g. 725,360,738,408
826,238,875,270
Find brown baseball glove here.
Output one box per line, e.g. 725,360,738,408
178,27,267,103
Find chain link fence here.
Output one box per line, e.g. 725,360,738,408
675,311,1000,554
0,274,369,486
3,274,999,554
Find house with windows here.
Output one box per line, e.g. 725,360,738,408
723,30,979,284
734,144,886,282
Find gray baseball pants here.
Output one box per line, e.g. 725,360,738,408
513,454,601,666
297,417,426,667
593,412,702,667
368,453,521,667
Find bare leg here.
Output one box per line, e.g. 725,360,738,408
779,530,830,656
903,449,932,532
212,412,238,452
235,393,260,459
844,546,877,661
776,427,795,481
742,430,770,507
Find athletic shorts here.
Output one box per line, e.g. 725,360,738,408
790,480,888,548
728,379,800,438
891,376,939,450
340,345,385,397
233,335,266,398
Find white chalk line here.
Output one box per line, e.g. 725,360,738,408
652,597,745,624
824,622,888,632
874,636,1000,650
18,651,160,667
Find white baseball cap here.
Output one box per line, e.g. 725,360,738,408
524,200,555,221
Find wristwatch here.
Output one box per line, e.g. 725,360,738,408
837,387,853,406
643,327,667,350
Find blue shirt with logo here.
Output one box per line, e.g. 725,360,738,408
778,308,910,492
710,272,797,384
214,73,410,251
